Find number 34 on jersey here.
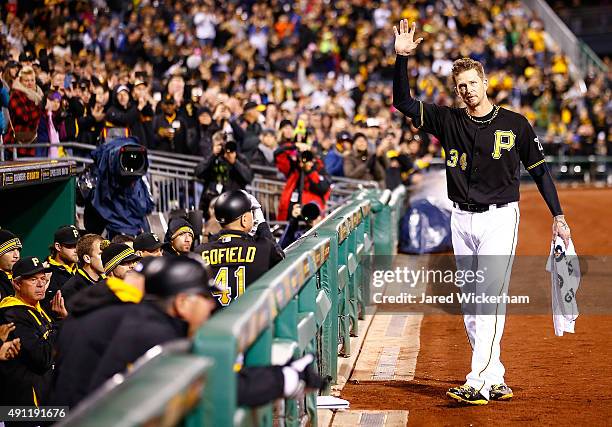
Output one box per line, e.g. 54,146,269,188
446,130,518,170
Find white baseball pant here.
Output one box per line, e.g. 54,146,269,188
451,202,520,399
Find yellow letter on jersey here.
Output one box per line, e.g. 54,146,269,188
492,130,516,159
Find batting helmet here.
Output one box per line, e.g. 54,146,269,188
138,256,212,298
214,190,253,225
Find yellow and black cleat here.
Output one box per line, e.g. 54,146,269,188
446,385,489,405
489,383,513,401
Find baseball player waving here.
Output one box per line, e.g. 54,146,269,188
392,20,571,405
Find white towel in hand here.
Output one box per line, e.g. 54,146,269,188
546,236,580,336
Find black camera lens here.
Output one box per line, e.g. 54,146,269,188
225,140,237,153
300,150,314,162
119,146,147,176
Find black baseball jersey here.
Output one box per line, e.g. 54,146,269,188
195,230,284,307
414,103,544,205
393,56,545,205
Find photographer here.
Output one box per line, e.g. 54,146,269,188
194,131,253,217
275,140,331,221
279,202,321,249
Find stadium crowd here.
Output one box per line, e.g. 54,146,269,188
1,0,609,171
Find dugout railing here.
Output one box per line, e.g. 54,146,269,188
54,185,406,427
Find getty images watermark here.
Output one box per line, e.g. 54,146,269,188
370,265,530,309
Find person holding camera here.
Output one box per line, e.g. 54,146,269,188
151,92,189,154
194,131,253,217
278,202,322,249
275,138,331,221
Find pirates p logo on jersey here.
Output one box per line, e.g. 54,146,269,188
492,130,516,159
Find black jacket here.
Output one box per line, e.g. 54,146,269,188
43,257,76,317
61,268,102,305
195,152,253,211
88,300,189,391
85,298,287,408
49,277,143,408
151,113,189,154
0,270,13,300
0,297,57,406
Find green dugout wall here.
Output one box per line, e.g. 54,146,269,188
0,160,77,258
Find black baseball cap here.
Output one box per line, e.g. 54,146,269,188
336,130,352,142
244,101,258,111
0,229,22,256
54,225,80,246
12,256,51,278
165,218,195,243
134,233,164,252
279,119,293,130
102,243,141,274
162,92,175,105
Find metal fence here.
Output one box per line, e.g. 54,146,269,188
0,141,379,225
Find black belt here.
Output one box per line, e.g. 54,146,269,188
453,202,508,213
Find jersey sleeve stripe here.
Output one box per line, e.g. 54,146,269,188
526,159,545,170
414,100,424,129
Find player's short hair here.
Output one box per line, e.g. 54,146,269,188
77,234,104,264
451,58,485,84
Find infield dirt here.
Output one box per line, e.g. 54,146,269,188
341,185,612,426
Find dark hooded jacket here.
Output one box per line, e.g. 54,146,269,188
0,296,57,406
48,277,143,408
61,268,103,305
0,270,13,300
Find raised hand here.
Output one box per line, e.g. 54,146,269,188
393,20,424,56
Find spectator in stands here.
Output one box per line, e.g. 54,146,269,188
162,218,195,257
318,132,346,177
133,232,164,258
101,243,141,280
152,93,189,153
194,131,253,215
344,132,386,185
37,91,66,157
278,119,295,146
61,234,106,305
130,78,155,147
251,128,278,171
44,225,79,316
275,140,331,221
63,79,91,142
50,260,145,408
7,66,43,149
0,230,22,300
192,106,215,156
0,257,56,407
235,101,264,160
76,87,106,146
0,75,9,136
104,85,139,141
